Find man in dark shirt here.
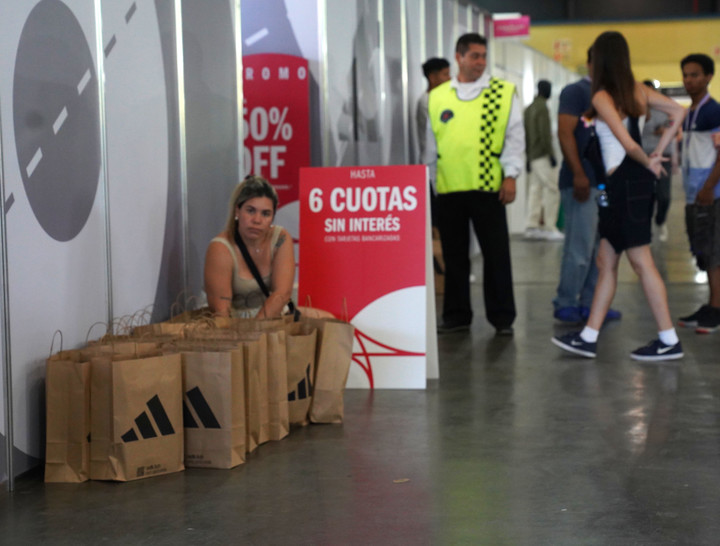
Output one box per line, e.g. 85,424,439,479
553,48,620,324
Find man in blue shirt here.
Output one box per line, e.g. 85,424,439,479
677,53,720,333
553,48,620,324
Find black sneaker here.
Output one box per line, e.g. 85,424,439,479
551,331,597,358
678,305,711,328
437,321,470,334
696,307,720,334
630,339,684,361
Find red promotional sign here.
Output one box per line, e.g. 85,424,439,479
299,165,429,389
242,54,309,206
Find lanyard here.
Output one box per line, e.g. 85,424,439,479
683,93,711,180
684,93,711,134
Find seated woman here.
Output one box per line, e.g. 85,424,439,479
204,175,293,318
204,175,331,319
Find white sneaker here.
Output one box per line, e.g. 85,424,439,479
542,229,565,241
658,224,669,242
524,228,543,240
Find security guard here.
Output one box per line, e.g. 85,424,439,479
425,33,525,335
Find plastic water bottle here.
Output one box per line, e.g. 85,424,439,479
597,183,609,207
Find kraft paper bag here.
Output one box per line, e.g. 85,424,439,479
266,330,289,441
304,317,355,424
90,353,184,481
132,322,189,338
44,350,91,483
185,330,272,451
285,323,317,426
213,316,287,333
81,340,163,360
182,349,245,469
167,306,213,323
236,332,269,453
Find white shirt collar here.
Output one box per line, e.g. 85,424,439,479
450,72,492,100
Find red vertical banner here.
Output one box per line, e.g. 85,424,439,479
299,165,428,389
242,54,309,207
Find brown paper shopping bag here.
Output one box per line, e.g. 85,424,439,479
90,353,184,481
132,321,189,338
182,348,245,469
285,323,317,426
265,330,289,441
212,316,286,331
304,317,355,424
238,332,269,452
44,350,91,483
81,340,163,359
197,323,289,442
185,328,272,451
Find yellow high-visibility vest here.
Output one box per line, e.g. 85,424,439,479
429,78,515,193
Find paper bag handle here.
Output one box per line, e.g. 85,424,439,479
48,330,63,357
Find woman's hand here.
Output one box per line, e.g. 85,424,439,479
647,155,668,179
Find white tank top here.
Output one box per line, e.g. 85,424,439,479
595,116,645,173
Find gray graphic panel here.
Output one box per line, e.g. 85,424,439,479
150,0,185,322
384,0,406,165
182,1,239,299
13,0,100,242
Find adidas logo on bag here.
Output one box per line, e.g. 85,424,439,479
183,386,221,429
288,364,313,402
121,395,176,442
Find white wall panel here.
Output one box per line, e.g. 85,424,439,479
0,0,109,473
0,320,6,483
101,1,169,320
324,0,359,167
406,0,425,164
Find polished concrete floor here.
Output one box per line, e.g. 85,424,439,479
2,184,720,545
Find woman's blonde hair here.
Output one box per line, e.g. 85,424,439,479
223,175,279,239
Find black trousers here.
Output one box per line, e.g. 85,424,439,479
436,190,516,329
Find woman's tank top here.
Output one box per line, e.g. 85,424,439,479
210,225,283,318
595,115,646,173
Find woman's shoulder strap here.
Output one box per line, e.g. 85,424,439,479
269,225,285,260
210,236,239,273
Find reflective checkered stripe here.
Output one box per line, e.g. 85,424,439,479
429,78,515,194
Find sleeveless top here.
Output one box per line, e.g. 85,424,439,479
210,225,283,318
596,115,646,174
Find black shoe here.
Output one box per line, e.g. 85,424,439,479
696,307,720,334
551,331,597,358
630,339,683,361
437,321,470,334
678,305,711,328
